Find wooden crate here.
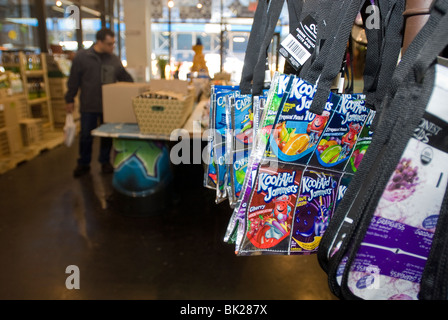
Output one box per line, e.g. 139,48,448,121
19,118,43,146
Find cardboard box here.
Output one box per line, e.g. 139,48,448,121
102,82,151,123
146,79,191,95
7,126,23,154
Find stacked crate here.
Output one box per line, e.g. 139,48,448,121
48,77,80,130
0,92,28,158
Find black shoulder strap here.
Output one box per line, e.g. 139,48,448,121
240,0,271,94
240,0,291,95
307,0,364,115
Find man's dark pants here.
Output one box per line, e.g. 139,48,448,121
78,112,112,166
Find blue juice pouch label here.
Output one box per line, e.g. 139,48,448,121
228,148,252,208
224,94,253,206
212,86,240,202
238,161,304,255
346,109,376,174
204,143,217,189
309,94,370,171
204,95,216,190
266,77,339,164
231,95,255,150
290,167,342,255
214,142,227,203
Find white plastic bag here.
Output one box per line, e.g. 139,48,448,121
63,113,76,147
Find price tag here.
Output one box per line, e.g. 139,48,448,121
279,15,318,71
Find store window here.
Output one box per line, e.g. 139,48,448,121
0,0,39,52
45,0,79,52
176,33,193,51
150,0,288,82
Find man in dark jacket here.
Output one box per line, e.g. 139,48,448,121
65,28,133,177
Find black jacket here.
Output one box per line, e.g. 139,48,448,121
65,45,133,113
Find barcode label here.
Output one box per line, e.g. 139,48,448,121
281,34,312,66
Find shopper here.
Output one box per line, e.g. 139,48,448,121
65,27,133,177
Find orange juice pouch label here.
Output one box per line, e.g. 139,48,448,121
238,161,304,255
309,94,370,171
290,167,342,255
266,77,339,164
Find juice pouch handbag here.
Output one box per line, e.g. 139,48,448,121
235,0,369,256
320,0,448,300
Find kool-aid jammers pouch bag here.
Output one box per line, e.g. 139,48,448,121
238,161,304,255
290,167,342,255
308,93,370,171
266,77,340,165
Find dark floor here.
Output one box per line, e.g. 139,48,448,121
0,137,338,300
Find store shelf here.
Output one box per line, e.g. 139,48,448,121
28,97,49,105
25,70,45,77
0,51,65,175
18,52,54,131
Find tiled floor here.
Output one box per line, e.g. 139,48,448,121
0,137,337,300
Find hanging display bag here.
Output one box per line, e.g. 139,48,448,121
319,0,448,300
233,0,371,256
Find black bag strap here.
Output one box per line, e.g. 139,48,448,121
251,0,291,95
323,0,448,299
360,0,383,98
301,0,350,84
292,0,345,79
364,0,405,114
240,0,298,95
240,0,272,94
307,0,364,115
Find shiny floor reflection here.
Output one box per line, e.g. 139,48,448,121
0,138,337,300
